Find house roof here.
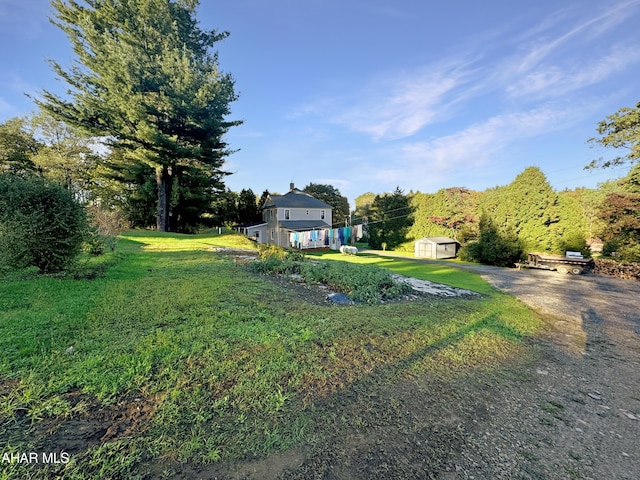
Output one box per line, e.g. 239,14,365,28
416,236,457,244
265,189,333,210
279,220,332,231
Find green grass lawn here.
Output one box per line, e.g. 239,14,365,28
0,231,541,479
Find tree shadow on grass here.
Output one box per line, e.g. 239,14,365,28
196,313,526,480
328,312,523,398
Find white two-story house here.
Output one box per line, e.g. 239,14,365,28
258,183,333,248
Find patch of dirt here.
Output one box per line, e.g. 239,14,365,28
0,390,158,456
262,272,338,306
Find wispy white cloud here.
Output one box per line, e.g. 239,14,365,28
294,1,640,146
496,1,640,99
334,70,463,140
295,60,479,141
362,105,586,190
506,44,640,99
508,0,638,73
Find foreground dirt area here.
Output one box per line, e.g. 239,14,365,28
193,263,639,480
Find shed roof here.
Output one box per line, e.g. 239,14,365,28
265,189,333,210
416,236,457,244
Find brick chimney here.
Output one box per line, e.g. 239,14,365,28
289,182,295,191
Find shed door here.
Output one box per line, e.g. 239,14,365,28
417,242,431,257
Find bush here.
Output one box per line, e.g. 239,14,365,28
462,214,523,267
83,205,129,255
0,174,87,272
252,245,304,275
602,239,640,263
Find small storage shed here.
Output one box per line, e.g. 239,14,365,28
414,237,458,259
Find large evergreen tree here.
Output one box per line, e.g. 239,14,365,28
37,0,240,231
481,167,559,252
237,188,259,224
368,187,412,250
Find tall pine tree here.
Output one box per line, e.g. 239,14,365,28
368,187,412,250
37,0,240,231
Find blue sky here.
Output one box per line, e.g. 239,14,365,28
1,0,639,206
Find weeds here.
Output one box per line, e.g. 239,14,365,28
252,245,413,303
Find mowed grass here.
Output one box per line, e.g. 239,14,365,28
310,249,494,294
0,231,541,479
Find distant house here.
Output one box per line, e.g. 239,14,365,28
258,183,334,249
414,237,458,259
586,238,604,254
236,222,268,243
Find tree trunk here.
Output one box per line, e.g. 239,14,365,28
156,165,173,232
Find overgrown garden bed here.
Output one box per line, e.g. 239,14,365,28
251,245,414,304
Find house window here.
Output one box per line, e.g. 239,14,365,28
321,210,325,220
285,209,290,220
271,229,274,240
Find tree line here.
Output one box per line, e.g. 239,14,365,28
353,163,640,265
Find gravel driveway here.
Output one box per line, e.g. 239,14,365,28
437,263,640,479
458,263,640,329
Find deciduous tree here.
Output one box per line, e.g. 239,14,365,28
303,183,350,226
588,101,640,168
0,117,40,175
30,112,99,199
408,187,480,244
599,164,640,261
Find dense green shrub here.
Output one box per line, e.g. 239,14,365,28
461,214,523,267
602,239,640,263
0,174,87,272
252,245,304,274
